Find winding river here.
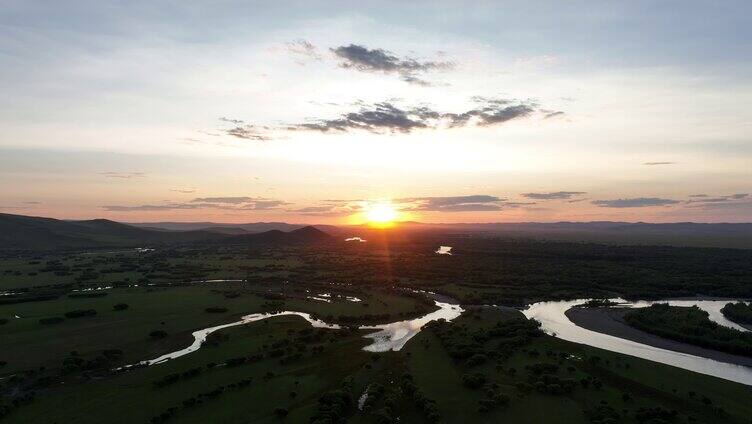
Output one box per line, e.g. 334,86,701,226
523,299,752,386
129,301,463,367
124,292,752,386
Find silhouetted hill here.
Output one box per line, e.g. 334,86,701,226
0,213,223,250
231,226,332,245
130,221,342,235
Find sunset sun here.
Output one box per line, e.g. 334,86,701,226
365,203,398,225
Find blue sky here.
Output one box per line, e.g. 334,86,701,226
1,1,750,223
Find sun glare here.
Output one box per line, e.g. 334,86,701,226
365,203,398,226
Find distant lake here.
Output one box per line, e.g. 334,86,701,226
435,246,452,255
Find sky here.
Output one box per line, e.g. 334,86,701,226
1,0,751,224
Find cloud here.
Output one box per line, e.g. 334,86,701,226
689,194,708,198
591,198,680,208
285,39,321,64
396,195,510,212
225,125,271,141
170,188,196,194
331,44,452,85
332,44,453,73
102,203,205,212
102,197,289,212
520,191,585,200
191,196,255,204
99,172,146,179
241,199,289,210
643,161,675,165
23,201,42,205
542,111,565,119
293,195,534,216
290,201,365,216
293,102,434,133
686,193,748,204
219,117,244,125
290,97,539,134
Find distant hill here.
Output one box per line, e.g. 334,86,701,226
130,221,343,235
232,226,333,245
4,213,751,250
0,214,335,251
0,213,224,250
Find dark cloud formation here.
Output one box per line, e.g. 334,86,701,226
643,161,675,165
99,172,146,179
331,44,453,85
292,97,538,134
331,44,452,73
591,198,680,208
520,191,585,200
103,197,288,212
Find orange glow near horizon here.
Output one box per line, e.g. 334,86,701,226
344,202,409,227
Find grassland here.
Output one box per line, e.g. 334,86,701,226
2,240,752,423
5,306,751,423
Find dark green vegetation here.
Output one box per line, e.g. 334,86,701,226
721,302,752,326
3,306,751,423
624,304,752,356
2,215,752,423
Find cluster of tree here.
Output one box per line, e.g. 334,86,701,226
634,406,678,421
399,373,441,422
204,307,228,313
581,299,619,308
721,302,752,325
64,309,97,318
625,304,752,356
153,367,204,388
149,330,168,339
585,404,621,424
150,377,254,423
39,316,65,325
477,382,510,413
310,376,355,424
62,349,123,373
427,315,542,363
305,238,752,303
68,292,107,298
113,303,129,311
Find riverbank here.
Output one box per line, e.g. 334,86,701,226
565,306,752,368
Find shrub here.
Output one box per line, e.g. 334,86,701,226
461,372,486,389
39,317,65,325
205,307,228,313
64,309,97,318
149,330,168,339
113,303,129,311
